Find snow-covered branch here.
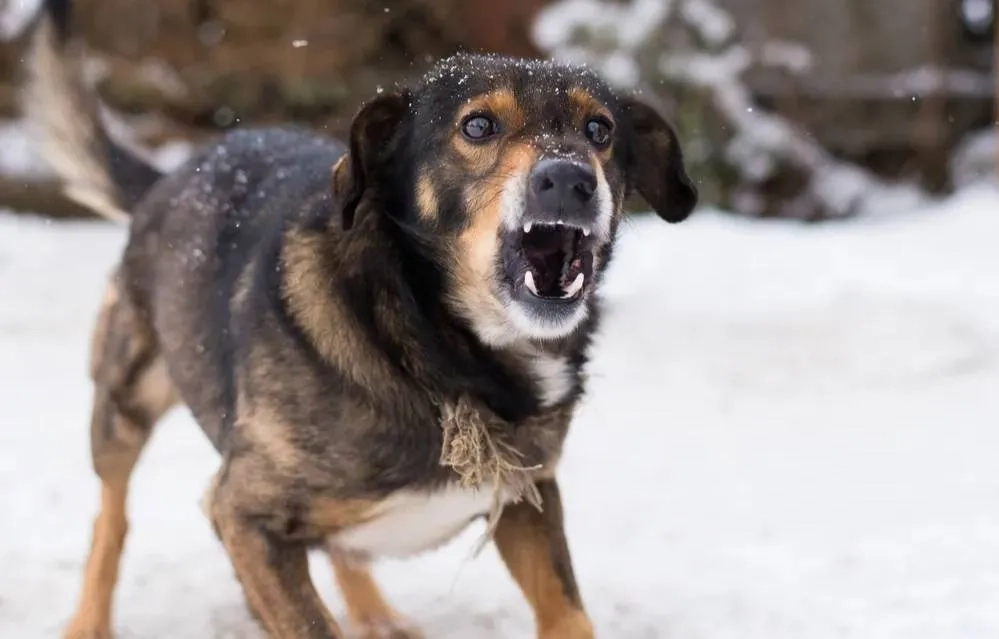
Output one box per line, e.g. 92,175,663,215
534,0,934,219
0,0,42,41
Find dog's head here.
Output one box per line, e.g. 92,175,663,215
333,54,697,346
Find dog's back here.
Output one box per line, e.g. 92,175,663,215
124,129,346,446
24,2,349,446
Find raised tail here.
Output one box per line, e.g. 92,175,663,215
23,0,164,222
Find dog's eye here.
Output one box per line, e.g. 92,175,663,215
461,115,499,141
584,118,612,147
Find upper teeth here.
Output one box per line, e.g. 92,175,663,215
562,272,585,298
522,221,591,236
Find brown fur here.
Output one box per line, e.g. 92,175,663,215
209,494,345,639
65,280,178,639
415,171,439,222
63,482,126,639
450,142,538,342
452,89,528,172
568,88,614,127
279,229,405,392
494,480,593,639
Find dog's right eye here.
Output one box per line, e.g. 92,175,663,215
461,114,499,141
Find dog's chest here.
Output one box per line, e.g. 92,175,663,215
327,356,575,559
331,486,499,558
529,352,575,407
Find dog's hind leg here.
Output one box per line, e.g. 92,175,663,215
64,278,177,639
327,551,424,639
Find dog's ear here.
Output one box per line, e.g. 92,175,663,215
621,97,698,223
332,91,410,230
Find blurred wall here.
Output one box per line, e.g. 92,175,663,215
22,0,548,137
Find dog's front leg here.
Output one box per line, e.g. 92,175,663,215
493,479,595,639
207,471,343,639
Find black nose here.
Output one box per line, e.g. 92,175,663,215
529,159,597,215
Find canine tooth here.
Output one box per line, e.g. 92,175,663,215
562,272,584,298
556,219,564,225
525,271,539,295
523,222,533,233
582,228,591,237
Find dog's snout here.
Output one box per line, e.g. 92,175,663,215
529,159,596,215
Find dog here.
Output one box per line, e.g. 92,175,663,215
25,1,697,637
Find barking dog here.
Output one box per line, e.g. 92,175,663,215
25,1,697,637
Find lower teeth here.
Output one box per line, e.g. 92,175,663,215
561,272,585,298
523,269,585,299
524,270,540,295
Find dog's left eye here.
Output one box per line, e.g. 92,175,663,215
461,114,499,141
584,118,612,147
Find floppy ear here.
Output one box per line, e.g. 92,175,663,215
332,91,410,230
621,97,698,223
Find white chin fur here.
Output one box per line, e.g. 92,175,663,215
461,296,589,347
506,298,590,341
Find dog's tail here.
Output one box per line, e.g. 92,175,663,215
23,0,163,223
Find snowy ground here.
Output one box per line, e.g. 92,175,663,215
1,186,998,638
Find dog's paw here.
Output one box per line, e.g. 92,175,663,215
346,617,424,639
63,619,113,639
539,610,595,639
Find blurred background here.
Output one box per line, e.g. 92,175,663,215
0,0,996,220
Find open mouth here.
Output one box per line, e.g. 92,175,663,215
515,221,595,302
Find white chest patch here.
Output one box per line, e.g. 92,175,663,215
331,486,498,559
530,353,575,407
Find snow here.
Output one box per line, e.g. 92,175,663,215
534,0,672,52
1,184,998,638
952,129,999,189
0,120,54,180
532,0,671,87
0,0,42,41
679,0,735,47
